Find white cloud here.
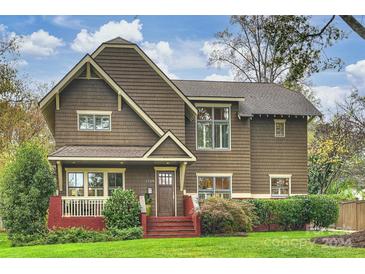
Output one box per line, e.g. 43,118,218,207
18,29,64,57
204,71,235,81
71,19,143,53
0,26,63,57
52,16,84,30
11,59,28,68
312,85,352,115
345,59,365,88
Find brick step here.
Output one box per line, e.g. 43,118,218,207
147,227,195,232
145,231,198,238
145,234,199,238
147,216,192,222
148,223,194,229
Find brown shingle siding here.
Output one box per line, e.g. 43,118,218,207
94,47,186,141
250,116,308,195
55,79,158,148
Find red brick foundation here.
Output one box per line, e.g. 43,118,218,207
48,196,105,231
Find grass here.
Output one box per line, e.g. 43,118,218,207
0,231,365,258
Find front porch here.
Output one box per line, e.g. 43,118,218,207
48,194,201,237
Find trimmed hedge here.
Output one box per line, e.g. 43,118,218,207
200,197,257,235
248,195,339,230
10,227,143,247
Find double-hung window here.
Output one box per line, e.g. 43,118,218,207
88,172,104,197
108,173,124,196
274,119,286,137
68,172,84,196
270,175,291,197
78,111,111,131
198,175,232,200
197,106,230,150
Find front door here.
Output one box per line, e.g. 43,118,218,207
157,171,175,216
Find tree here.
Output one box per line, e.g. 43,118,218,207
208,16,344,88
340,15,365,40
0,141,56,237
308,90,365,194
0,34,53,166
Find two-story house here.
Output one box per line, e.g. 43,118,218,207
40,37,321,237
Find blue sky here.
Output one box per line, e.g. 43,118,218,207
1,15,365,116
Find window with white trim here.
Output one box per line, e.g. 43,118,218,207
68,172,84,196
197,106,230,149
270,175,291,197
198,175,231,200
274,119,286,137
108,173,124,196
78,112,111,131
88,172,104,197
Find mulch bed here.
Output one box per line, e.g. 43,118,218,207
312,230,365,248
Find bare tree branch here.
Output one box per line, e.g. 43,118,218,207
340,15,365,40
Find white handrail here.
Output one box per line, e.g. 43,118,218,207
61,197,108,217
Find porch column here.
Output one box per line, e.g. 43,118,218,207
179,162,187,191
56,161,63,194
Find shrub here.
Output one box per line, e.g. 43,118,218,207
0,141,56,237
11,227,143,247
103,189,140,229
200,197,256,235
248,195,339,230
248,199,278,225
292,195,339,228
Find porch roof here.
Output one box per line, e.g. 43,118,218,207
49,145,150,158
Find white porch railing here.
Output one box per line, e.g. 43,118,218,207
61,197,108,217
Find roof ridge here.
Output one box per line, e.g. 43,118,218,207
172,79,277,85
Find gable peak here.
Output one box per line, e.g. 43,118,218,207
105,37,133,45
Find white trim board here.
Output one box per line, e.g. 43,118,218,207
144,131,196,161
91,43,197,115
188,97,245,102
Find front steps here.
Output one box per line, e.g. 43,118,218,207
145,216,200,238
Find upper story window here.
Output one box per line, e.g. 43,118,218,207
77,111,112,131
274,119,286,137
196,105,230,150
270,175,291,197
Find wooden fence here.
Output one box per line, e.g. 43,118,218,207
336,200,365,231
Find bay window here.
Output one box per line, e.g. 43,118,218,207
198,174,232,200
197,106,230,150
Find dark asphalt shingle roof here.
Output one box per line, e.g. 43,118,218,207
49,146,150,158
173,80,322,117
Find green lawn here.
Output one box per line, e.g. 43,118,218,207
0,231,364,258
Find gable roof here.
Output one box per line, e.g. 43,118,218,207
91,38,197,115
144,131,196,161
173,80,322,117
39,55,164,136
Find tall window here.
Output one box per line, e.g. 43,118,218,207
197,106,230,150
108,173,124,196
270,175,291,197
88,172,104,196
198,175,231,200
78,111,111,131
274,119,286,137
68,172,84,196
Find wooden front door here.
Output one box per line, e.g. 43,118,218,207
157,171,175,216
